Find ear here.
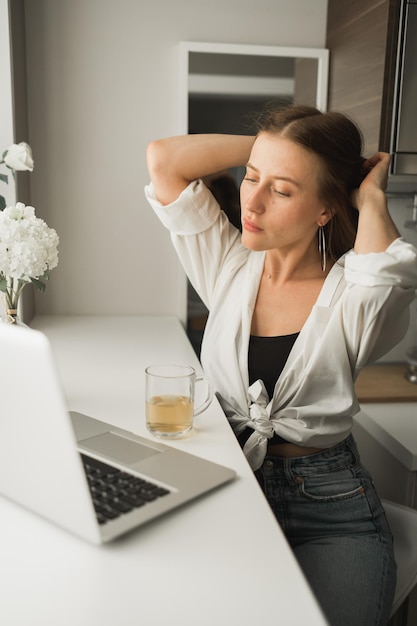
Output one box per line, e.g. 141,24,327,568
317,206,334,227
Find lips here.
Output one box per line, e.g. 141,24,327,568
243,219,263,233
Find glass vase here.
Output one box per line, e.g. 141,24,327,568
0,294,24,326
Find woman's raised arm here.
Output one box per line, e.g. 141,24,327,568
353,152,400,253
146,134,255,205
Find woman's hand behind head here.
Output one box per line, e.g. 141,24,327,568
351,152,391,212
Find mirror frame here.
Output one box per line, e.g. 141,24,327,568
178,41,329,134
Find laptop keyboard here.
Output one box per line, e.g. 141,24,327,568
81,454,171,525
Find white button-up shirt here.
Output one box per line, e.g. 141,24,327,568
145,180,417,470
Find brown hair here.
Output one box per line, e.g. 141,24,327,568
255,104,366,261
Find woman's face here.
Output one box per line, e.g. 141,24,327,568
240,132,330,252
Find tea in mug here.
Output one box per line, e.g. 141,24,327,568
146,394,194,436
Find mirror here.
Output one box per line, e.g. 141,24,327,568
179,41,329,136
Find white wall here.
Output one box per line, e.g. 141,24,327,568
21,0,328,320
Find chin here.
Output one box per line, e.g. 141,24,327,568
241,234,266,252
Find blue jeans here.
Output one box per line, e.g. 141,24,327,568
255,435,397,626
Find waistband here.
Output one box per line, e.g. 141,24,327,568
261,435,360,477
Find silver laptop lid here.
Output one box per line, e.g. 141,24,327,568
0,325,101,543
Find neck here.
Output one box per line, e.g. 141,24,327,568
263,245,323,284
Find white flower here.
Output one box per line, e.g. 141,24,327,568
0,203,59,283
1,142,34,212
6,202,35,220
3,142,34,171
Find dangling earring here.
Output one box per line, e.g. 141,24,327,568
318,225,326,272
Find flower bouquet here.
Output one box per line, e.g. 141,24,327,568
0,143,59,323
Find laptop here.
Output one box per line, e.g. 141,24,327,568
0,324,235,544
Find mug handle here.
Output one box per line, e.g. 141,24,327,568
194,376,213,416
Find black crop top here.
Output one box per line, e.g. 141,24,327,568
248,333,299,398
237,332,299,449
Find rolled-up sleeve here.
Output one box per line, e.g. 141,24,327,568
145,179,246,309
145,180,220,235
344,238,417,288
340,238,417,369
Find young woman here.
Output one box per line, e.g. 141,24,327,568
145,105,417,625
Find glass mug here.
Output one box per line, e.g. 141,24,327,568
145,364,213,438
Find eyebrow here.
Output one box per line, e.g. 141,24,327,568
246,162,301,187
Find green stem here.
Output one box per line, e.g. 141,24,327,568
14,279,27,304
3,278,27,311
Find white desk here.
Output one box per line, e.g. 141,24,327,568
0,316,326,626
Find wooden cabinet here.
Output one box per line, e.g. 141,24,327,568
326,0,401,156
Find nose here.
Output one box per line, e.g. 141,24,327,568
240,184,265,214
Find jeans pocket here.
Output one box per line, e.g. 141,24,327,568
298,474,366,503
292,473,390,539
